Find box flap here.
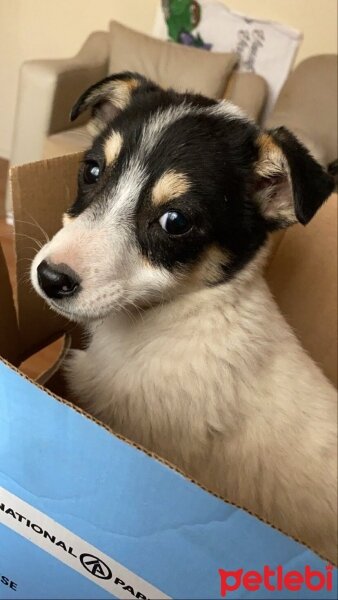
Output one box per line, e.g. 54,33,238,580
10,153,83,359
0,243,20,365
266,193,337,386
1,360,336,599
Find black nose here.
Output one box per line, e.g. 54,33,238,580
37,260,80,299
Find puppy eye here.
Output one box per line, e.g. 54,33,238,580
159,211,191,235
83,160,101,184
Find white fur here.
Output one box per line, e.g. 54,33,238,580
209,99,251,121
65,251,337,563
136,101,249,157
31,214,175,321
140,103,194,154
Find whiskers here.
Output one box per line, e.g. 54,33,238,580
14,234,44,251
16,256,34,287
120,299,145,327
16,212,50,243
14,212,50,255
12,213,49,291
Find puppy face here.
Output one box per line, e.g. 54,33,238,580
31,73,333,321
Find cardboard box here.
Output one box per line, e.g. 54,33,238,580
0,155,337,599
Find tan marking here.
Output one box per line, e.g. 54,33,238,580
104,131,123,165
90,78,140,111
189,245,231,286
126,78,140,92
88,78,141,134
256,133,285,178
152,171,191,206
109,79,139,110
255,134,296,224
62,213,73,227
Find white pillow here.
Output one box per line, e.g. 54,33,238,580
154,0,302,118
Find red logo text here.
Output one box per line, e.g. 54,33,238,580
218,564,334,597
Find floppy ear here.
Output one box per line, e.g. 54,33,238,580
70,71,158,133
254,126,334,229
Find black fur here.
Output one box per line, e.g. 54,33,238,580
70,72,152,122
268,127,334,225
328,159,338,190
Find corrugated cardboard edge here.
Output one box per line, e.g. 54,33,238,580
0,245,20,365
36,334,69,386
9,154,83,359
0,355,336,567
266,193,338,387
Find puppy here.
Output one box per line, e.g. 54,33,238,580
31,72,337,563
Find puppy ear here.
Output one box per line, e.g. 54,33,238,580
70,71,158,133
254,126,334,229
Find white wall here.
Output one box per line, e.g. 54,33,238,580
0,0,337,158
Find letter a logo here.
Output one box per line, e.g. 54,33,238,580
80,553,112,580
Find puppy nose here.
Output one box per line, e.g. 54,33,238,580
37,260,80,299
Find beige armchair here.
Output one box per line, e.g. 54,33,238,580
11,31,109,166
6,20,337,218
5,31,109,215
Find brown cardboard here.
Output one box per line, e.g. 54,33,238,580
10,153,83,360
266,193,338,386
0,243,20,365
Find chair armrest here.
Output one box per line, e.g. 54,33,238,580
224,71,267,123
10,31,109,167
266,55,338,167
